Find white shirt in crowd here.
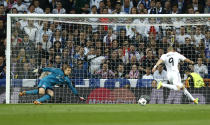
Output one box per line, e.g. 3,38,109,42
19,19,28,30
90,56,106,74
124,51,142,64
89,13,98,32
40,40,52,51
12,3,27,13
52,8,66,14
194,64,208,78
35,7,44,14
90,0,103,9
142,74,154,79
153,69,167,83
37,28,53,43
0,0,8,7
172,19,185,34
193,34,205,47
127,19,148,38
23,0,32,7
24,26,38,42
103,34,117,45
176,34,191,45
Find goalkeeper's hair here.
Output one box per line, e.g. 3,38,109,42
62,64,71,71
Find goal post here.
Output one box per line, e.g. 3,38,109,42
6,14,210,104
6,15,11,104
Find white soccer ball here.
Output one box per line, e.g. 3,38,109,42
138,98,147,106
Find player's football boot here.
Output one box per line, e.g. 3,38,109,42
157,81,162,89
19,91,26,96
34,100,42,105
193,98,199,104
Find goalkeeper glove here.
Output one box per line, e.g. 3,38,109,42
79,97,86,101
33,68,43,75
76,94,86,101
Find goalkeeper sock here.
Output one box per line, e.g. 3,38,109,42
37,94,51,103
25,89,38,95
183,88,195,101
162,83,178,90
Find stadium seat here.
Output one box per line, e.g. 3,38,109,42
71,79,85,85
136,79,153,88
119,79,130,88
11,79,22,87
104,79,131,88
89,79,100,88
104,79,117,88
0,79,5,87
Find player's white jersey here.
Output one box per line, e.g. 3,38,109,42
160,52,186,72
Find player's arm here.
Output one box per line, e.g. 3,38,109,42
184,58,194,64
66,77,86,101
152,59,163,73
178,53,194,64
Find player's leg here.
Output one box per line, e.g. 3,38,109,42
19,81,42,96
19,89,39,96
33,81,48,104
35,88,53,104
182,86,198,104
33,87,46,104
46,89,54,97
176,73,198,104
171,72,183,91
157,72,179,90
19,80,45,96
160,83,179,90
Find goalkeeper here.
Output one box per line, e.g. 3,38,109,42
19,65,85,104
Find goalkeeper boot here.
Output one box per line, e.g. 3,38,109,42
157,81,163,90
19,91,26,96
34,100,42,105
193,98,199,104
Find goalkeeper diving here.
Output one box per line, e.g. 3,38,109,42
19,65,85,104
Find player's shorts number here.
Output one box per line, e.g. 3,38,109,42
169,57,174,66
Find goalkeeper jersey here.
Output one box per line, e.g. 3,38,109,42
41,68,78,95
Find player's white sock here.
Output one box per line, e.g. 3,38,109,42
162,83,178,90
183,88,195,101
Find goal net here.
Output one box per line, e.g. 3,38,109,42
5,14,210,104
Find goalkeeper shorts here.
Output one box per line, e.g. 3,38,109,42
38,81,53,90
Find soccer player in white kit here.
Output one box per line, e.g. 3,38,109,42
152,47,199,104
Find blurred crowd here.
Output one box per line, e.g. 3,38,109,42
0,0,210,80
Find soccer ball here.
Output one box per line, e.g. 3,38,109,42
138,98,147,106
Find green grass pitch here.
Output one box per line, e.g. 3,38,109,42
0,104,210,125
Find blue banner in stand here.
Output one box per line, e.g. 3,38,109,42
0,79,5,87
1,79,154,88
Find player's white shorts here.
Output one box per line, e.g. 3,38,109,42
167,71,183,87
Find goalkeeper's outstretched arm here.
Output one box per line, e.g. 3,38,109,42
66,77,86,101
